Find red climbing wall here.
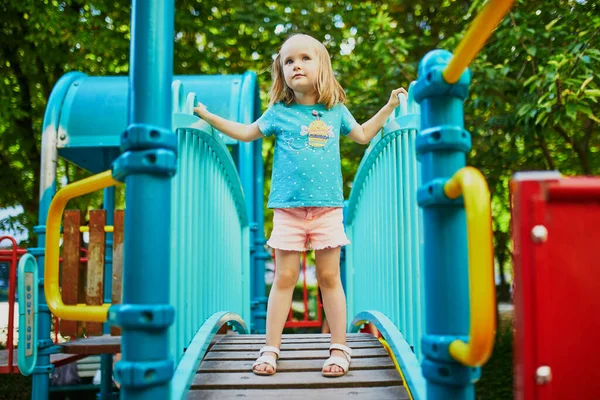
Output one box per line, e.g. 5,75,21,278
512,172,600,400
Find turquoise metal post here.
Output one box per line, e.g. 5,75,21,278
238,72,267,334
109,1,176,399
241,141,257,332
30,159,56,400
413,50,477,399
252,139,269,333
32,71,86,400
30,227,52,400
100,187,116,399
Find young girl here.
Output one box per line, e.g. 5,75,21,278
193,33,406,377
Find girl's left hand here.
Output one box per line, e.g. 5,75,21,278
387,87,408,109
193,102,210,119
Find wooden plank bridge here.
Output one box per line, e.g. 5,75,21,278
187,333,409,400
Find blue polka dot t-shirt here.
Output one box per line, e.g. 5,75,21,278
257,102,357,209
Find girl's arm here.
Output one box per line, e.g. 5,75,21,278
347,87,407,145
192,102,264,142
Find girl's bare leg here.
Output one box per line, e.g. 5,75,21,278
253,249,300,373
315,246,346,374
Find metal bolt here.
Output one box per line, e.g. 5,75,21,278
531,225,548,243
536,366,552,385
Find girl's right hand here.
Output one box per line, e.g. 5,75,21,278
386,87,408,110
193,102,210,119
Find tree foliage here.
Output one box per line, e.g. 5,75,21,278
463,0,599,297
1,0,598,289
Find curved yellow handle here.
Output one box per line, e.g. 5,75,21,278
80,226,114,233
444,167,496,366
45,170,120,322
443,0,515,84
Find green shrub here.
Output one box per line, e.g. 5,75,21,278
0,373,31,400
476,323,513,400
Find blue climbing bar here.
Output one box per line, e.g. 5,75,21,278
109,1,176,399
31,70,86,400
100,186,116,400
414,49,477,400
413,0,512,397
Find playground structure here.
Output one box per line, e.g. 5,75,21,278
2,0,599,398
511,173,600,400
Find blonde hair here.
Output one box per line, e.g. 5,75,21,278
268,34,346,109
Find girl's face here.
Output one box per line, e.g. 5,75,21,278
280,35,319,96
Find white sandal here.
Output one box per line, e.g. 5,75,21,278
252,346,280,376
322,343,352,377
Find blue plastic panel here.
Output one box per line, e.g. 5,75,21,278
51,73,260,173
18,254,38,376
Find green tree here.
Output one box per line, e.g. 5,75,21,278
463,0,599,299
0,1,131,245
1,1,597,291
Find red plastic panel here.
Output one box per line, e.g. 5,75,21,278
512,175,600,400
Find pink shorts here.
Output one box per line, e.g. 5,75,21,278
267,207,350,252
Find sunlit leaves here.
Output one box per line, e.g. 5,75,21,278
1,0,597,256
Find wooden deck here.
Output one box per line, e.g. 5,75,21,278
187,333,409,399
0,349,86,370
0,335,121,374
58,334,121,355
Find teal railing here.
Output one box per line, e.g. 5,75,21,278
345,85,424,359
169,92,252,366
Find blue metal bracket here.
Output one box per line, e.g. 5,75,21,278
121,123,178,153
28,247,45,257
37,338,54,349
422,334,468,362
33,364,55,374
417,178,464,208
108,304,175,331
422,358,480,386
114,359,174,389
252,238,270,259
112,149,177,182
37,345,62,356
413,50,470,102
416,126,471,154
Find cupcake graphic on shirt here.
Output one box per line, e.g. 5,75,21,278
301,110,334,148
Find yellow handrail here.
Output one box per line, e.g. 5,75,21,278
80,226,114,233
443,0,515,84
444,167,496,366
45,170,121,322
